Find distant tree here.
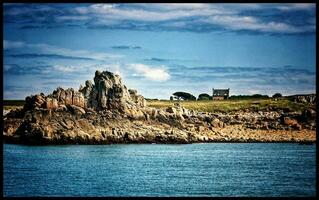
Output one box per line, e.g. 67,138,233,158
198,93,211,100
272,93,282,98
145,98,159,101
170,96,174,101
229,94,269,100
172,92,196,101
252,94,269,99
251,94,263,98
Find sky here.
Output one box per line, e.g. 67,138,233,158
3,3,316,100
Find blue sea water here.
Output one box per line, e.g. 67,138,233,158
3,143,316,197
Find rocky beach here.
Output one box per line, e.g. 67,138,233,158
3,70,316,145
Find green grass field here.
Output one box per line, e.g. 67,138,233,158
3,100,25,110
3,99,314,113
146,99,314,113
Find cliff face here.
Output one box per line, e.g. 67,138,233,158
3,70,316,144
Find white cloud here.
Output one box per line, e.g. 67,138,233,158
128,63,170,81
4,4,315,34
51,65,77,73
225,3,315,11
3,3,317,36
3,40,123,60
204,15,306,33
70,3,316,34
55,15,90,22
3,40,25,49
139,3,210,10
75,3,228,22
276,3,315,11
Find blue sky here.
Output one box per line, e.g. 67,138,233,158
3,3,316,99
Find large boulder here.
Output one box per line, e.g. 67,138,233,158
91,70,130,110
45,97,58,110
24,93,46,110
301,108,316,121
68,105,86,116
129,89,146,108
282,116,302,130
283,117,298,126
78,70,147,114
73,91,85,108
52,88,85,108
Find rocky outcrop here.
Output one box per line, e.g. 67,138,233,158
288,94,316,104
24,88,86,111
3,70,317,145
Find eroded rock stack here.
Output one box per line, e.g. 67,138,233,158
23,70,146,115
78,70,146,113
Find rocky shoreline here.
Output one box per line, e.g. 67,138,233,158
3,70,316,145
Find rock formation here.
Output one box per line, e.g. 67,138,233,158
3,70,316,144
288,94,316,104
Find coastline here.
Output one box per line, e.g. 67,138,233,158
3,109,316,145
3,71,316,145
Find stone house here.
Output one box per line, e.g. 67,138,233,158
212,88,229,100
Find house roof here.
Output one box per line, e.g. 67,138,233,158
213,89,229,96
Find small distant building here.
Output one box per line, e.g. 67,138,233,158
212,88,229,100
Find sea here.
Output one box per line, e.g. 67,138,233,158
3,143,316,197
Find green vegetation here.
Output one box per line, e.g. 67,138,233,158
4,98,315,114
3,100,25,110
229,94,269,100
172,92,196,101
147,99,314,113
272,93,283,98
4,100,25,106
198,93,211,100
171,91,279,101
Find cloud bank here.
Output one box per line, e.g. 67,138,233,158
4,40,123,61
4,3,315,35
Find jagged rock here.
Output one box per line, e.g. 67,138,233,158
301,108,316,121
166,104,187,121
68,105,86,116
24,93,46,110
57,104,67,112
126,108,145,120
92,70,129,111
157,109,168,123
73,91,85,108
51,87,85,108
81,80,93,97
45,97,58,110
166,107,176,114
283,117,298,126
129,89,146,108
211,118,222,128
3,69,316,145
65,88,74,105
294,123,302,130
288,94,316,104
144,107,158,120
79,80,94,107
